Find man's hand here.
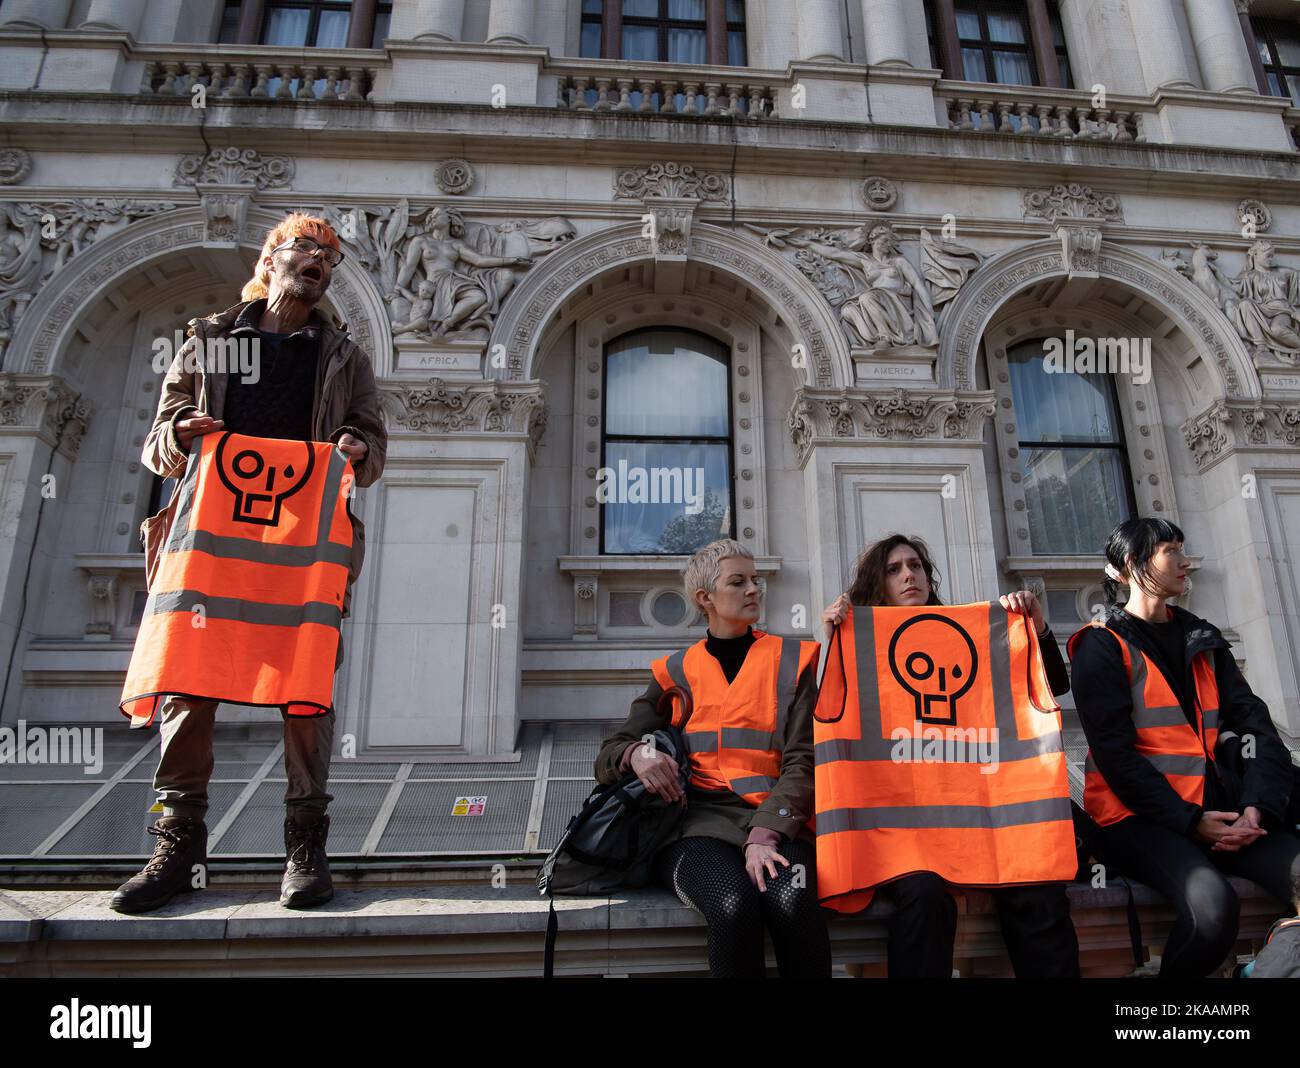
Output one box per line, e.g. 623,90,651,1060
1196,809,1258,852
336,432,368,462
175,413,224,451
744,842,790,892
629,743,684,803
1215,805,1267,852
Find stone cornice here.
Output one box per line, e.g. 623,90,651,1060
1182,399,1300,470
0,374,92,457
378,377,548,448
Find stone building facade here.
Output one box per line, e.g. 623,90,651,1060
0,0,1299,762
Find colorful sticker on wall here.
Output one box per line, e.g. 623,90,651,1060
452,796,487,816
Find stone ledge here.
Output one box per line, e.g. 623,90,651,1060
0,880,1285,977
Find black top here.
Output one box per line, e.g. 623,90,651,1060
221,304,319,443
704,626,757,684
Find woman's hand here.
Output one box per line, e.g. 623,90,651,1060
629,743,684,803
821,592,850,640
744,841,790,892
1196,809,1259,852
1000,590,1046,635
1214,805,1267,852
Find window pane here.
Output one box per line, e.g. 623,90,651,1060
668,0,705,18
987,10,1025,43
583,0,603,13
961,47,987,81
581,21,602,56
603,442,732,554
667,26,706,63
1288,74,1300,106
1257,37,1274,65
606,331,729,436
1058,52,1072,89
624,0,658,17
1008,340,1123,443
991,48,1033,85
371,11,390,47
1050,7,1066,47
726,0,745,22
1022,447,1131,555
622,24,659,59
317,9,350,48
1274,30,1300,66
219,3,241,43
1268,72,1285,96
265,7,310,46
955,8,981,39
727,29,746,66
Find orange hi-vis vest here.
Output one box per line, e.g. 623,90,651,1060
121,431,354,725
1067,619,1220,828
650,630,820,808
813,603,1076,914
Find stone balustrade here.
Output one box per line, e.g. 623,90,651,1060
937,81,1152,142
135,46,378,102
552,60,777,119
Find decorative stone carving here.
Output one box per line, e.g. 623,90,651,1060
85,573,117,637
434,158,476,195
751,222,939,352
786,385,996,463
918,228,983,308
1022,183,1123,222
0,373,92,456
613,162,728,201
0,199,178,364
1057,221,1102,279
369,202,576,342
1181,399,1300,469
199,191,249,248
860,176,899,212
644,197,696,294
0,149,32,186
1237,198,1271,235
381,377,548,447
174,147,294,190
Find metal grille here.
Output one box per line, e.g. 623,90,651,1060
376,780,533,854
49,781,244,856
0,784,101,855
329,762,400,780
213,779,390,856
538,779,596,851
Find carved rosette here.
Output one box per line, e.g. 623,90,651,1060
0,148,32,185
786,386,996,463
0,374,92,456
381,378,548,447
1181,400,1300,469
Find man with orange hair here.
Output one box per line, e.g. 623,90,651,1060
112,213,387,914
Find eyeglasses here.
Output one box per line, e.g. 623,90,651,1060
272,236,345,267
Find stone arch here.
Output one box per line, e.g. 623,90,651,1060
937,239,1260,402
11,205,391,378
488,221,854,388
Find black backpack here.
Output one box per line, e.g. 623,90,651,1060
539,687,692,976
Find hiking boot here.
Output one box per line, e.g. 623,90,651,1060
280,809,333,909
110,816,207,914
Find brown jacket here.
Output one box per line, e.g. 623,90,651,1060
141,299,388,612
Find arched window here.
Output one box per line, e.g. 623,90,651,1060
1006,338,1135,554
580,0,747,65
600,327,734,554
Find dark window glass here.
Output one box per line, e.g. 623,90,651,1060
1007,338,1136,555
954,1,1037,85
602,329,734,556
598,0,744,65
219,2,241,43
1253,17,1300,104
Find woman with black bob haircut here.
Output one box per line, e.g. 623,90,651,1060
823,533,1080,978
1069,516,1300,977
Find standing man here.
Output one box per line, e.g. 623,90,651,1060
112,213,387,913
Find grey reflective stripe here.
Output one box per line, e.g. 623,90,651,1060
1127,639,1149,708
318,447,348,548
664,649,690,696
147,589,342,629
1202,707,1220,732
168,529,352,568
816,735,1027,766
720,727,775,750
165,446,202,548
685,732,717,753
816,796,1072,835
1146,753,1208,777
1132,704,1190,729
730,775,777,796
774,637,800,743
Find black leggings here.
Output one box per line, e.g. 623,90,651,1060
655,836,831,978
1097,817,1300,977
879,872,1080,978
